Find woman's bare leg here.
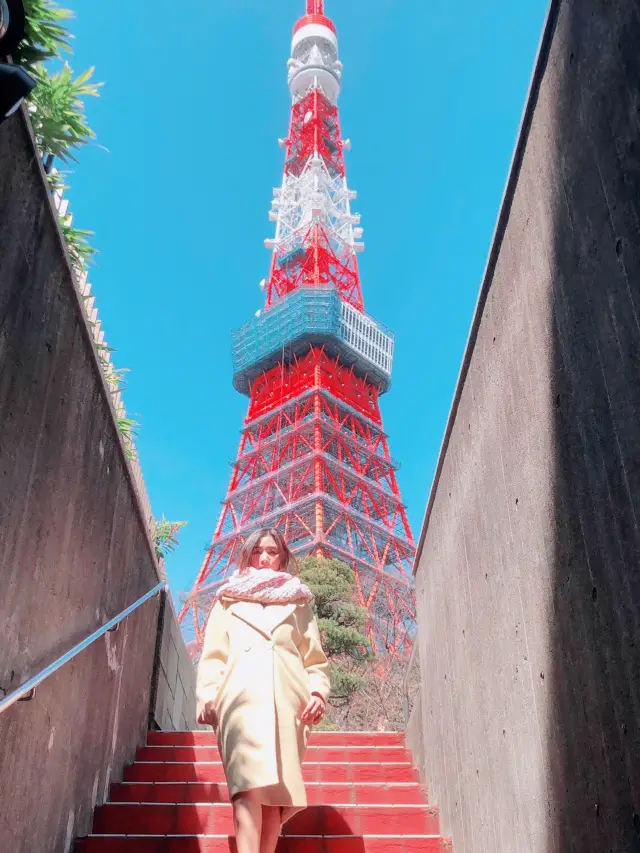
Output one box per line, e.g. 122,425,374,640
233,791,262,853
259,805,281,853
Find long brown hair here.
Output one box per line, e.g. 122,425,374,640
238,528,297,574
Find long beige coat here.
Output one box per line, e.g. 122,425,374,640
196,596,330,822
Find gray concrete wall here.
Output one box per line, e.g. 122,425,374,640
0,111,166,852
408,1,640,852
153,592,199,731
405,691,425,784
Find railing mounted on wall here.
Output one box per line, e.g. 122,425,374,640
0,581,166,717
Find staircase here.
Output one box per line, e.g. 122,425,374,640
76,730,451,851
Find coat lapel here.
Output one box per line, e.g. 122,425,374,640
226,600,271,640
225,599,298,639
264,602,297,636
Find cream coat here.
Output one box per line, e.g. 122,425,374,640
196,596,330,822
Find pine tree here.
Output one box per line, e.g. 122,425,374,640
297,556,373,728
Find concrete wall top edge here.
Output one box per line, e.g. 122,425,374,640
14,107,163,585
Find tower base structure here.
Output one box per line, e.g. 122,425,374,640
181,345,415,658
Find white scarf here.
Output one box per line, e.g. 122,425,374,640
215,567,313,605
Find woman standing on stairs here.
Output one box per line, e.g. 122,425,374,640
196,528,331,853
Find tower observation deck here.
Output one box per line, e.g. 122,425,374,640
179,0,416,659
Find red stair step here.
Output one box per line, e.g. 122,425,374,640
124,762,419,784
304,783,428,805
110,780,428,805
111,781,231,804
77,836,445,852
303,763,419,784
147,731,406,748
77,727,445,853
137,745,412,763
286,804,438,836
93,803,438,836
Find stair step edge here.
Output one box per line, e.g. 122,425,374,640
129,761,417,765
105,803,433,809
116,781,424,786
83,835,443,839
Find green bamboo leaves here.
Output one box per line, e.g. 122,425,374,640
28,63,101,165
20,0,101,167
19,0,101,264
16,0,73,65
153,518,188,562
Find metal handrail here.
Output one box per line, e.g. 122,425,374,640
0,580,166,717
402,638,420,726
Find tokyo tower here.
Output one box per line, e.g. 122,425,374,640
180,0,416,659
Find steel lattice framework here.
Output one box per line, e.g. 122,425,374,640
179,0,416,659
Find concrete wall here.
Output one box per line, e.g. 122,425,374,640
408,1,640,852
0,111,188,852
153,592,199,732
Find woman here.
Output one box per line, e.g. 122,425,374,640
196,528,330,853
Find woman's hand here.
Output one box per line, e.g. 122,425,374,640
300,693,326,725
196,699,218,728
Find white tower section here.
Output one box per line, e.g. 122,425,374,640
264,16,365,284
288,20,342,103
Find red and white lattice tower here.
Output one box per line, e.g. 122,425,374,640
179,0,416,658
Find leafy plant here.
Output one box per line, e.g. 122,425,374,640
58,212,97,268
20,0,101,252
298,557,373,718
46,170,98,267
93,339,116,363
28,63,101,165
116,416,139,460
103,366,130,394
153,517,188,562
16,0,73,66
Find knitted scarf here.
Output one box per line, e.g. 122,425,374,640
216,567,313,606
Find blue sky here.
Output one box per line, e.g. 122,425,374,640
64,0,548,599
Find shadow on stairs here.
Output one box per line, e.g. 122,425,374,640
75,730,452,852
